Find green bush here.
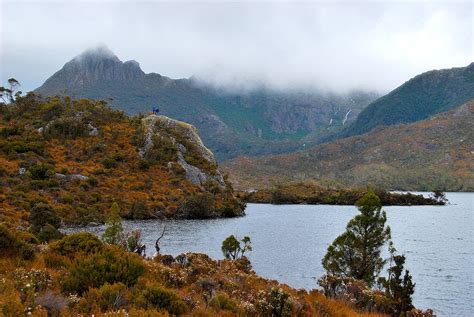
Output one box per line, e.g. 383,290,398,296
61,246,145,294
86,177,98,187
36,224,63,242
179,193,215,219
136,283,187,315
29,163,53,180
0,225,35,260
128,200,154,219
29,203,61,242
51,232,103,257
43,117,87,139
138,160,150,171
101,158,117,169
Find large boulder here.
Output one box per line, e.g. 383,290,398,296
140,115,225,188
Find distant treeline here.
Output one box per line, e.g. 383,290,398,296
237,183,445,206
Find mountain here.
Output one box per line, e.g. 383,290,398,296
339,63,474,138
0,94,245,228
35,46,378,160
223,101,474,191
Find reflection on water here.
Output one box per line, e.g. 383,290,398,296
66,192,474,316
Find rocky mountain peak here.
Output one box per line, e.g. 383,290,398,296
35,46,145,96
74,45,120,63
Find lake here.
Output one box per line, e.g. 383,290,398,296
67,192,473,316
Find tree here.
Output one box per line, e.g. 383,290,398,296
430,190,447,204
378,246,415,316
154,224,167,255
221,235,252,260
102,203,125,246
322,190,391,286
0,78,21,103
102,203,146,255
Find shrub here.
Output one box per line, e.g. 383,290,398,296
0,225,35,260
179,193,215,219
256,287,293,317
209,293,238,312
51,232,103,257
136,283,187,315
86,176,98,187
36,224,63,242
128,200,154,219
82,283,130,313
138,160,150,171
112,152,126,162
29,203,61,242
29,163,53,180
101,158,117,169
43,252,71,269
43,117,87,139
61,246,145,294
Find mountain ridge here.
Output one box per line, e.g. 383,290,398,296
338,62,474,138
223,101,474,191
35,46,379,160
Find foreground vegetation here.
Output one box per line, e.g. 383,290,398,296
0,88,244,228
237,182,446,206
0,190,436,316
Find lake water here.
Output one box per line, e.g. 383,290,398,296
67,192,473,316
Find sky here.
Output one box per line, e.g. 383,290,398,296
0,0,472,93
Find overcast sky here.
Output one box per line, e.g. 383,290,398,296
0,0,472,93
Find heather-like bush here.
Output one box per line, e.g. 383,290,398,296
0,225,35,260
61,246,145,294
136,283,188,315
29,203,62,242
51,232,103,257
256,287,293,317
29,163,53,180
81,282,130,313
36,223,63,242
43,117,87,139
128,199,154,219
209,292,238,313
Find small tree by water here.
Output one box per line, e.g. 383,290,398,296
378,244,415,316
322,190,391,286
221,235,252,260
102,203,145,256
102,203,125,246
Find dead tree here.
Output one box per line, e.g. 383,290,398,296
154,224,167,254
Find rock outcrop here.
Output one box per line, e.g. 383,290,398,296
140,115,225,188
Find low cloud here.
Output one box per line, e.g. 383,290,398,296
0,1,472,93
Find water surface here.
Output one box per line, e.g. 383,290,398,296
67,192,473,316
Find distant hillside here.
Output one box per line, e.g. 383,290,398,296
339,63,474,138
223,101,474,191
35,46,378,160
0,93,245,228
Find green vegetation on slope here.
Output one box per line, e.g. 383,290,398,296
340,63,474,138
224,101,474,191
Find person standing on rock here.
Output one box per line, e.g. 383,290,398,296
152,106,160,115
